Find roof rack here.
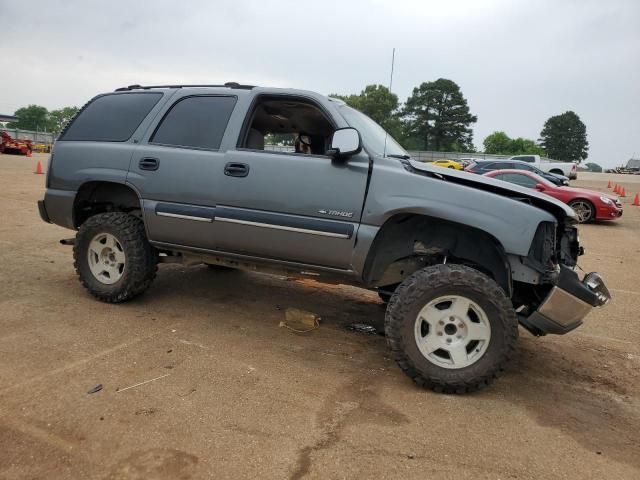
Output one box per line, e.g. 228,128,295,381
114,82,255,92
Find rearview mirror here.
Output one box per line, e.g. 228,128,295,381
327,128,362,159
535,183,546,191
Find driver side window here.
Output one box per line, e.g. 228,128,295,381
239,97,335,156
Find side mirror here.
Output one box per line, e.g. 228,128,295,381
535,183,546,191
327,128,362,159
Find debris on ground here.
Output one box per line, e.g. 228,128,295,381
87,384,103,394
116,374,171,393
346,323,378,335
279,308,321,333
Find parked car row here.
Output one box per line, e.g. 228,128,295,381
427,158,621,223
465,159,570,186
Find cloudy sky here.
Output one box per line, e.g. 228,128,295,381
1,0,638,166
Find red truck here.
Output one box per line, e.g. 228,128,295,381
0,131,33,155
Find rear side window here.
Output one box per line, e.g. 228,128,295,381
151,96,237,150
61,93,162,142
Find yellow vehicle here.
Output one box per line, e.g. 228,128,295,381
429,159,463,170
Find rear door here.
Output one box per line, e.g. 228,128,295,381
127,93,238,250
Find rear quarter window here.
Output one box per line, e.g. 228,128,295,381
150,95,237,150
60,92,162,142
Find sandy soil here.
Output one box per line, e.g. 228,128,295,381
1,153,639,479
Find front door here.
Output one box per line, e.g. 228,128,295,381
214,148,369,268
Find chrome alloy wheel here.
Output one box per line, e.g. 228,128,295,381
569,200,593,223
414,295,491,369
87,233,126,285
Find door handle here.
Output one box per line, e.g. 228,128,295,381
224,162,249,177
139,157,159,171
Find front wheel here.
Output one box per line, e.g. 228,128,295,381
385,264,518,393
74,212,157,303
568,199,595,223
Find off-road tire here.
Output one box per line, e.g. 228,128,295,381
73,212,157,303
385,264,518,393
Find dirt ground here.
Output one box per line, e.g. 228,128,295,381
1,153,639,480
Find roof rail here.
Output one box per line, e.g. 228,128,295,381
114,82,255,92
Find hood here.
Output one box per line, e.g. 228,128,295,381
408,160,576,221
557,185,615,200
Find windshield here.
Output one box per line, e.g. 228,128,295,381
338,105,408,158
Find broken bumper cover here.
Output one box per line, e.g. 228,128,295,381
523,266,610,335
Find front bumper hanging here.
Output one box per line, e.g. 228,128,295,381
522,266,610,335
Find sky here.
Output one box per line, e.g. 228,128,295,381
0,0,638,167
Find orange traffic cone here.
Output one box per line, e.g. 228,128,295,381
621,187,626,197
35,161,43,175
607,180,612,188
632,193,639,206
613,184,619,194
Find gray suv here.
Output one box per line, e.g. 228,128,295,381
38,83,610,393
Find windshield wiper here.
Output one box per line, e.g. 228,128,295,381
387,154,411,160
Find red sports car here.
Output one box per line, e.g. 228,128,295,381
483,169,623,223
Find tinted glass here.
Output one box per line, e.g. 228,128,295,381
501,173,537,188
513,163,532,171
492,162,514,169
152,96,237,150
61,93,162,142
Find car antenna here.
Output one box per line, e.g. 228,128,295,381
383,47,395,159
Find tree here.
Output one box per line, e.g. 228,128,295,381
331,84,402,138
483,131,545,156
6,105,49,131
584,162,602,172
509,137,546,156
402,78,477,151
48,107,79,134
483,131,512,154
539,111,588,163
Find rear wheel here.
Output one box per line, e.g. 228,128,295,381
568,199,595,223
74,212,157,303
385,264,518,393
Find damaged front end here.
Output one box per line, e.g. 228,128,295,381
517,218,611,336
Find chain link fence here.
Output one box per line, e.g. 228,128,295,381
0,127,56,144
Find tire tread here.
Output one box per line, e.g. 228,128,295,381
384,264,518,394
73,212,157,303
